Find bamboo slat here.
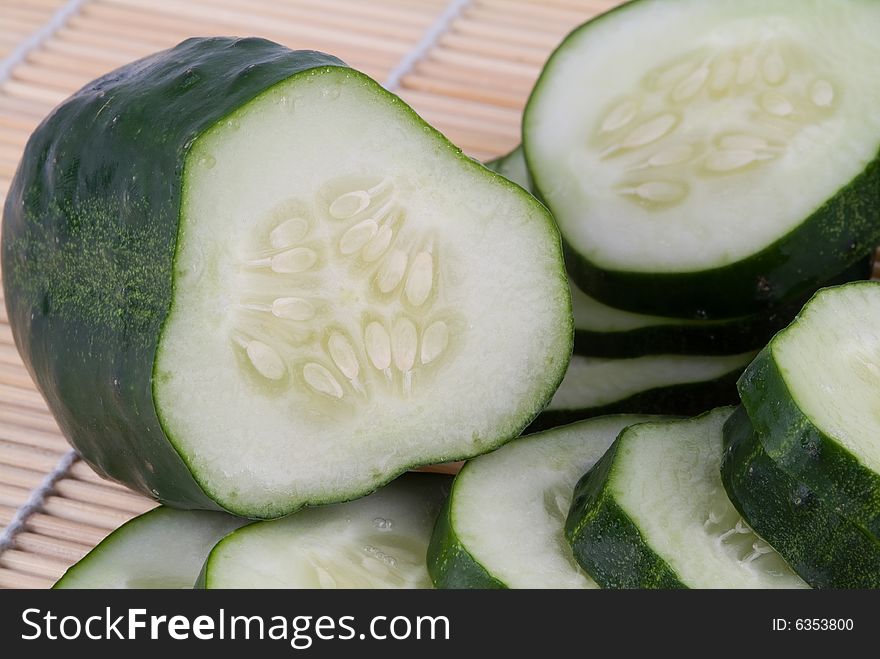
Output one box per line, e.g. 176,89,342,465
0,0,620,588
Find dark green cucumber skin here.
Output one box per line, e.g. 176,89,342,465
721,407,880,588
426,494,505,589
524,1,880,320
1,38,346,512
525,367,740,433
574,257,872,358
565,441,685,589
738,302,880,538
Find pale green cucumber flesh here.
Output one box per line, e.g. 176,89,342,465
429,415,657,588
201,474,448,588
54,507,247,589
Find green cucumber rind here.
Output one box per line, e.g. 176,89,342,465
573,257,871,358
738,301,880,538
525,367,740,433
721,407,880,588
523,1,880,320
565,440,686,589
1,38,348,512
426,492,505,589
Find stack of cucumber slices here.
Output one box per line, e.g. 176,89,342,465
4,0,880,589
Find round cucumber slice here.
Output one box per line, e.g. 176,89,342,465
721,407,880,588
428,415,657,588
528,352,753,431
200,474,448,588
571,255,872,357
566,408,808,588
524,0,880,317
739,281,880,538
54,507,247,589
2,38,571,518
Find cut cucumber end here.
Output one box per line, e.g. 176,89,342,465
153,67,571,516
202,474,448,588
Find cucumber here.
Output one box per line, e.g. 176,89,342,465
721,407,880,588
54,507,247,588
485,146,533,192
565,408,807,588
524,0,880,318
571,255,872,357
200,474,447,588
738,282,880,538
1,38,571,518
428,414,656,588
527,352,752,432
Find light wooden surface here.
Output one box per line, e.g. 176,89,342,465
0,0,620,588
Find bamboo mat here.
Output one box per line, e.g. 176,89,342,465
0,0,622,588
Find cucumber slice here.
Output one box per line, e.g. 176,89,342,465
524,0,880,318
721,407,880,588
2,38,571,518
485,146,533,192
528,352,753,431
200,474,447,588
54,507,247,589
565,408,807,588
739,282,880,537
429,415,656,588
572,255,872,357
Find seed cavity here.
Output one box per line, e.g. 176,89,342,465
376,250,408,293
620,113,679,150
392,317,418,373
761,52,787,85
236,178,452,402
246,341,286,381
339,219,379,255
329,191,371,219
619,180,689,204
810,79,834,108
272,297,315,321
404,251,434,307
328,332,360,380
365,322,392,371
269,217,309,248
736,54,758,85
761,91,794,117
704,150,770,173
671,65,709,102
271,247,318,273
303,362,344,398
643,144,695,168
710,57,737,94
421,321,449,365
649,59,700,90
600,99,639,133
362,225,393,262
719,134,769,151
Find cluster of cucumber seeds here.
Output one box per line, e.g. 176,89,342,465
592,40,838,208
229,174,456,403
